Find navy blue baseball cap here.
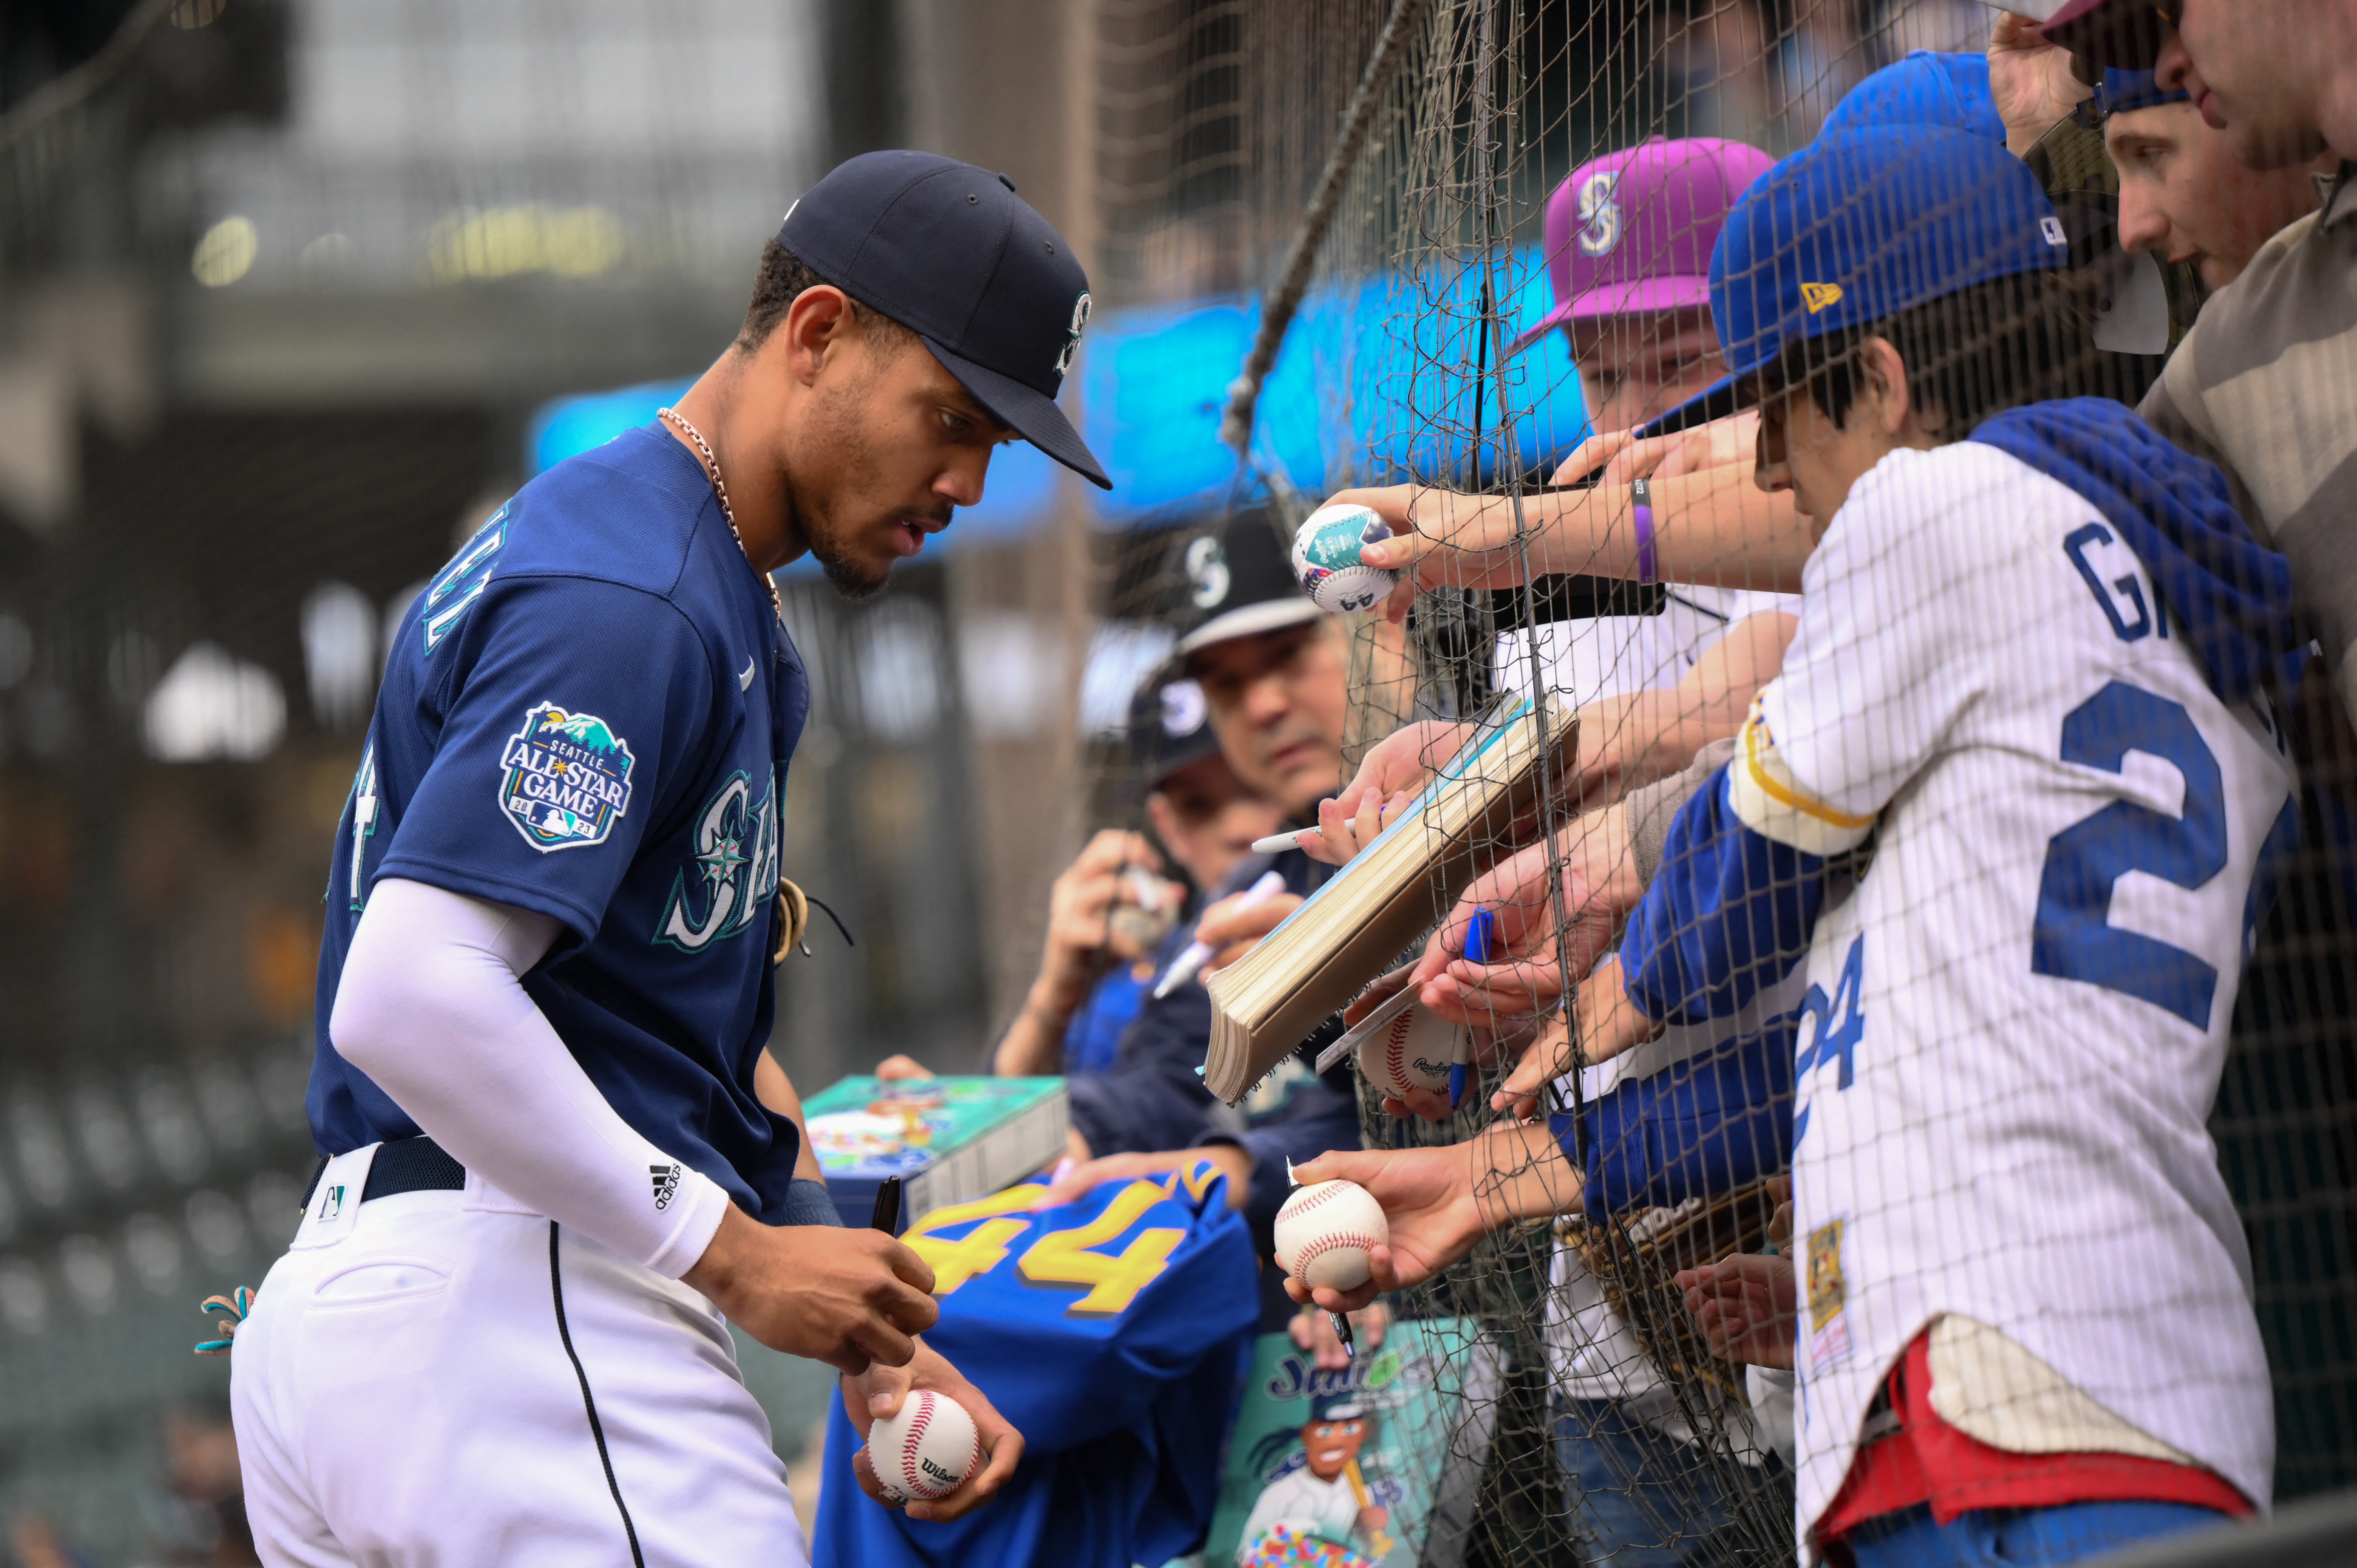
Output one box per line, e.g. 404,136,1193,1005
2088,68,2188,119
779,150,1110,489
1635,126,2074,438
1821,51,2005,144
1127,674,1223,790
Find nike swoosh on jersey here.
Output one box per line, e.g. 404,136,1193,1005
739,657,757,691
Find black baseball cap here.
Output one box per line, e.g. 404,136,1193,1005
1174,513,1322,656
1127,674,1224,791
780,150,1110,489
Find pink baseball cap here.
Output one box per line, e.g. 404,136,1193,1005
2041,0,2171,71
1507,137,1776,356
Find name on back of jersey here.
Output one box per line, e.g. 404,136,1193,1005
499,700,637,852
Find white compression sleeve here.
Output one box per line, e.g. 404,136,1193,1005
329,877,731,1278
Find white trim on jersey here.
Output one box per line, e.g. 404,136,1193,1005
1725,696,1877,857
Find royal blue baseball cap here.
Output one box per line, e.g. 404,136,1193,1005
1635,126,2074,438
1821,51,2005,143
779,150,1110,489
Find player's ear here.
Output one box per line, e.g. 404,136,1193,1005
780,283,855,388
1753,389,1791,495
1860,337,1912,439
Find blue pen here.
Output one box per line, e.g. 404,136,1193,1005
1450,908,1496,1107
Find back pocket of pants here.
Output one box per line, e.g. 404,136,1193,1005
312,1257,452,1308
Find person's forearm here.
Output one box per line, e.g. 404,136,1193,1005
1567,691,1738,805
1471,1121,1584,1223
1569,610,1794,801
1522,463,1809,592
1620,769,1830,1027
1593,689,1737,797
991,976,1087,1076
332,879,731,1277
1627,737,1740,889
754,1051,825,1184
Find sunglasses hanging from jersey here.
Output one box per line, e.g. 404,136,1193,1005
774,878,856,964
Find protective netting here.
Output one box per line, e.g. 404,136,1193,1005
1087,2,2357,1565
5,1,2356,1562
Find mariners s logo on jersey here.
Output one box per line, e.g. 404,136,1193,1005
498,702,637,852
656,768,780,951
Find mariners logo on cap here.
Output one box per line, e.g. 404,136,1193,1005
1055,292,1092,376
1161,678,1208,738
1575,170,1623,257
1184,536,1232,609
1799,281,1845,314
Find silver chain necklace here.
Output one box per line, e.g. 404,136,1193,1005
658,405,784,626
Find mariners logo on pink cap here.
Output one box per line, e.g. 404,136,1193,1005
1508,137,1775,355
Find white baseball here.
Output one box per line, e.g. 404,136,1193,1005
865,1388,980,1504
1356,1002,1458,1101
1273,1179,1389,1292
1290,503,1401,615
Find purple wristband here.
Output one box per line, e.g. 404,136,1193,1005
1632,477,1656,585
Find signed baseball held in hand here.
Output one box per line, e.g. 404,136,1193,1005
1274,1178,1389,1292
1357,1002,1458,1101
866,1388,981,1504
1291,503,1400,614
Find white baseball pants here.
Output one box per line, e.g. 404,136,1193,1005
230,1145,811,1567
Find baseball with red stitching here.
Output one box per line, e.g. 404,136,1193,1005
1355,1000,1457,1100
1273,1178,1388,1290
864,1388,980,1504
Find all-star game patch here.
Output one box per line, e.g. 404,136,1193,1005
499,702,637,852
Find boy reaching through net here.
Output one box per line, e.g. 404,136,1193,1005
1291,122,2305,1567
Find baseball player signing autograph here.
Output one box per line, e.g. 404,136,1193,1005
229,153,1111,1566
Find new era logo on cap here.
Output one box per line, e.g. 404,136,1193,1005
1800,281,1845,314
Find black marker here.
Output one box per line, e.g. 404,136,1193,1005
869,1175,903,1235
1331,1310,1355,1361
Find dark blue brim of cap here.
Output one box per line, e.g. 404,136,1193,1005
1128,724,1226,800
1631,372,1749,440
922,335,1111,490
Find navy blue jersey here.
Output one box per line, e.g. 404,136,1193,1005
310,425,813,1221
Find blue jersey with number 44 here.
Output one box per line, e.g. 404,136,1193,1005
816,1163,1258,1568
309,424,813,1220
1618,399,2303,1538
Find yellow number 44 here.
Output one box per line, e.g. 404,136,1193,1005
903,1185,1043,1298
1019,1178,1187,1316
